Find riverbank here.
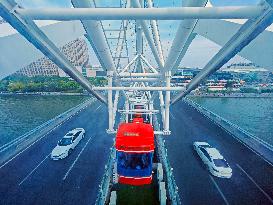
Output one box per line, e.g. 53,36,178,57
0,92,90,96
2,91,273,98
189,92,273,98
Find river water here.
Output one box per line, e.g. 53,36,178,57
0,95,272,147
190,97,273,146
0,95,90,147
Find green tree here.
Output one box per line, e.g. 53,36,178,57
8,82,25,92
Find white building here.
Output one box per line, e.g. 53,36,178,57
207,85,227,92
222,63,268,73
16,38,89,77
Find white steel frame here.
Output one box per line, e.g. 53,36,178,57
1,0,272,135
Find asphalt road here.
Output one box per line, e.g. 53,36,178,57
1,98,273,205
0,100,113,205
165,100,273,205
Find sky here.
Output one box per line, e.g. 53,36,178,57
16,0,260,8
14,0,262,69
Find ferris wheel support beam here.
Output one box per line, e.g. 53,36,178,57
131,0,164,70
125,100,130,123
71,0,126,99
17,7,265,20
92,86,185,91
146,0,165,68
119,55,139,74
136,18,143,55
107,71,114,133
0,0,107,104
159,91,166,128
119,73,161,77
149,101,154,125
171,33,197,75
164,71,171,134
171,0,273,104
139,55,159,74
119,78,161,82
71,0,114,72
162,0,208,73
112,90,120,129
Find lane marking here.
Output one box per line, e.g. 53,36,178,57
186,100,273,168
18,153,50,186
95,105,102,111
236,164,273,203
0,135,51,170
0,103,91,153
0,102,95,169
62,136,93,181
209,175,229,205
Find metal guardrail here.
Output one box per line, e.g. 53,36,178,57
0,98,95,164
153,115,181,205
184,98,273,152
95,145,116,205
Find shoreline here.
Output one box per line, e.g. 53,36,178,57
0,92,90,96
188,93,273,98
1,92,273,98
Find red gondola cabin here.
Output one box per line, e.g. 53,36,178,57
115,117,154,186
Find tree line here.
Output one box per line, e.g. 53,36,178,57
0,75,107,93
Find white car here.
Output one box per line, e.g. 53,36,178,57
193,142,232,178
51,128,85,160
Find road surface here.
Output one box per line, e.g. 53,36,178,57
166,100,273,205
0,101,113,205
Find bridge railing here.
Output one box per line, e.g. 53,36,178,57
95,145,116,205
154,115,182,205
184,98,273,164
0,98,95,165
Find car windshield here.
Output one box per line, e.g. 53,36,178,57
117,152,152,170
58,138,72,146
200,144,212,148
213,159,229,168
66,133,74,136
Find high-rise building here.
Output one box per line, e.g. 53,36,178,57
16,38,89,77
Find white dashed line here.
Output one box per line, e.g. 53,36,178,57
209,175,229,205
18,153,50,186
0,103,93,169
236,164,273,203
0,134,51,170
62,136,93,181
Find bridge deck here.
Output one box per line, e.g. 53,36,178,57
0,101,112,205
167,101,273,205
0,100,273,205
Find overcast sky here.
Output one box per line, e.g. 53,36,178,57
17,0,260,8
15,0,261,68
